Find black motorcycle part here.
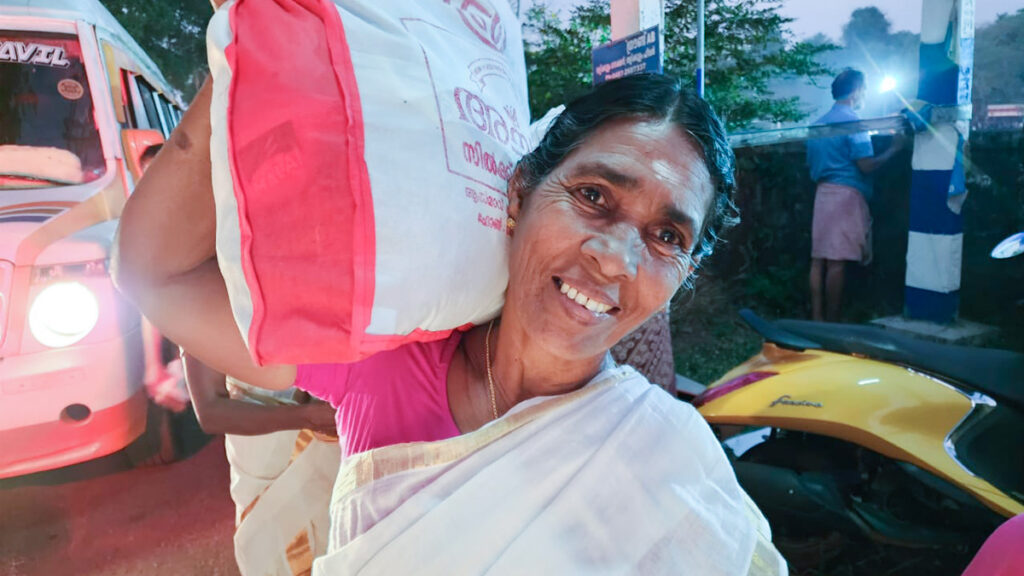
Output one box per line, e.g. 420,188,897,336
772,317,1024,411
948,401,1024,504
736,434,1002,549
733,461,852,534
738,308,822,351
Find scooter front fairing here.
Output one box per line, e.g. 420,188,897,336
696,342,1022,518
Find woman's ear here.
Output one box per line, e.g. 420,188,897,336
507,166,527,223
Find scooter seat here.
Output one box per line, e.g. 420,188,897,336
767,317,1024,410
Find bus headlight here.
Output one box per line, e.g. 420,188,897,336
28,282,100,348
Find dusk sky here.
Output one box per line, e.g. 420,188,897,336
543,0,1024,39
778,0,1024,39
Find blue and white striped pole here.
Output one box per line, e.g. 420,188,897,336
905,0,974,323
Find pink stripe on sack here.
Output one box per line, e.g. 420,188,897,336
312,0,377,358
227,0,374,364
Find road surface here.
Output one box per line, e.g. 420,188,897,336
1,434,240,576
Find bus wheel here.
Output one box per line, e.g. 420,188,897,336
125,400,180,467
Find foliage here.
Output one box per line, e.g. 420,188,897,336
973,9,1024,114
810,6,918,116
99,0,212,99
817,6,1023,119
841,7,892,47
523,0,836,129
671,275,762,384
742,256,805,315
521,0,610,120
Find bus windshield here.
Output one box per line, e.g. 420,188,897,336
0,31,105,189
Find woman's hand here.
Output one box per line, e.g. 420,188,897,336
113,78,295,391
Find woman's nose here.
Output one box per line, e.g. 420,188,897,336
581,223,641,281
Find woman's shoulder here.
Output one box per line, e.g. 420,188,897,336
614,366,725,460
295,332,463,405
359,331,463,378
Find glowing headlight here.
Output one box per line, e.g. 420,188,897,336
28,282,100,348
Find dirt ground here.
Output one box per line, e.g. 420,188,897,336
0,437,240,576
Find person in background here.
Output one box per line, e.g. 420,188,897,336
807,68,905,322
183,354,339,576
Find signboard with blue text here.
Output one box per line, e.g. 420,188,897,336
592,25,661,86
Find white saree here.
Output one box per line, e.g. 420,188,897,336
315,366,786,576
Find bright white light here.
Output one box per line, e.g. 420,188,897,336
29,282,99,348
879,76,898,93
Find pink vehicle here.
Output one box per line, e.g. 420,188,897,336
0,0,187,478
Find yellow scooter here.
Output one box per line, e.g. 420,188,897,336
693,308,1023,572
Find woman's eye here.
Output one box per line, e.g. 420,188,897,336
658,229,680,245
579,187,604,205
657,229,689,251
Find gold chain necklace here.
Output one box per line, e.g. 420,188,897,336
484,319,499,420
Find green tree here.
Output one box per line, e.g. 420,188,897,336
523,0,835,129
100,0,212,99
973,9,1024,116
830,7,917,93
842,7,892,48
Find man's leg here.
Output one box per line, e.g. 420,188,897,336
824,259,846,322
810,258,825,321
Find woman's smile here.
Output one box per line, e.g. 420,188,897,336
555,277,617,315
550,276,619,326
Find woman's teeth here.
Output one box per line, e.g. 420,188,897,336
559,281,612,314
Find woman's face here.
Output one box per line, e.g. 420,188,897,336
506,118,715,360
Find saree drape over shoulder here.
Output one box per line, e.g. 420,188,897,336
315,366,786,576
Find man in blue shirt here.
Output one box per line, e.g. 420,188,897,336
807,69,904,321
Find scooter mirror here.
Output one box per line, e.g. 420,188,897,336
991,232,1024,259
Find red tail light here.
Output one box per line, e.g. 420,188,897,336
692,371,778,408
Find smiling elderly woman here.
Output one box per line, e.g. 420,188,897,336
115,74,785,575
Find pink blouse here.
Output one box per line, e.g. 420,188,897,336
295,333,463,457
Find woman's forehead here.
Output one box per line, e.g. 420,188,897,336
566,119,708,177
556,120,713,213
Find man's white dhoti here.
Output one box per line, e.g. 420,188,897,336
225,379,341,576
316,366,786,576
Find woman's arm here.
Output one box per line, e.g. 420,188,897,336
183,353,336,436
112,79,295,390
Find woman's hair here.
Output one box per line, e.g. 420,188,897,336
512,73,738,268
